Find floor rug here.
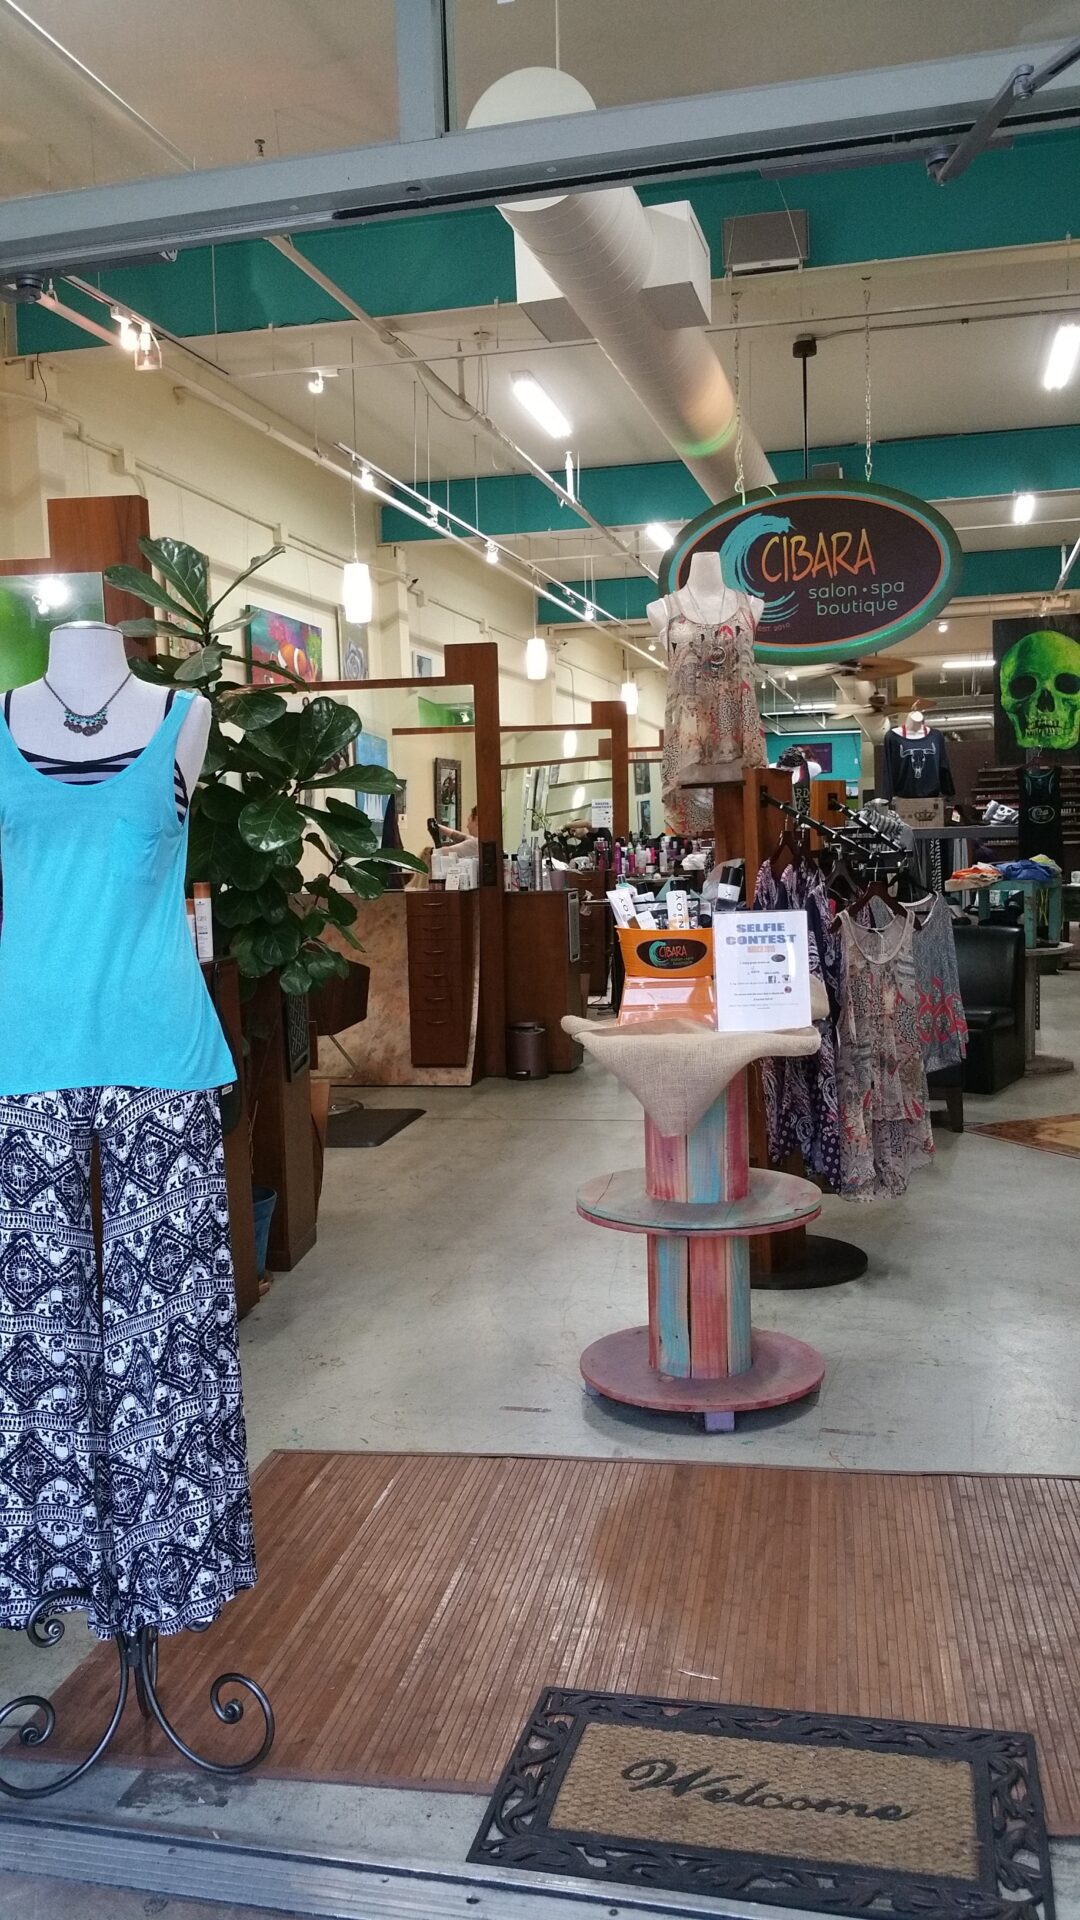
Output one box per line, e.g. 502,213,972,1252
325,1104,424,1147
470,1688,1053,1919
971,1113,1080,1161
30,1452,1080,1837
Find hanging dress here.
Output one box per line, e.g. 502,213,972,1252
657,586,766,835
862,894,968,1076
754,860,842,1190
836,909,934,1201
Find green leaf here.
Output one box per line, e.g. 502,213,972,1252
120,616,200,644
239,793,307,853
275,863,306,891
302,805,379,858
129,655,179,684
103,565,205,628
175,642,227,685
252,916,304,968
304,763,405,794
337,865,385,900
215,883,289,928
226,927,266,978
272,839,304,870
212,612,256,634
197,781,245,824
207,545,285,619
220,689,287,733
355,848,426,872
216,837,279,890
295,698,361,780
322,888,360,929
139,537,210,617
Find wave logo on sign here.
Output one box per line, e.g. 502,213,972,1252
642,938,708,970
720,512,796,627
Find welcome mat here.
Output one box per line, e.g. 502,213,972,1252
972,1113,1080,1161
471,1689,1054,1919
325,1104,424,1147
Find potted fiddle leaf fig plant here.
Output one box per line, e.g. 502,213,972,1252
105,536,423,998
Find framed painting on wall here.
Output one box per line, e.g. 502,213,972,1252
0,572,104,691
435,757,462,830
412,650,435,678
247,607,323,686
633,759,652,795
356,728,390,827
338,612,368,682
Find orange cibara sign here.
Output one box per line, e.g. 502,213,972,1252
617,928,715,1026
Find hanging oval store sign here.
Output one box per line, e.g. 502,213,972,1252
660,480,962,666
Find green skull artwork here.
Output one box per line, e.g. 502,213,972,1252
999,628,1080,751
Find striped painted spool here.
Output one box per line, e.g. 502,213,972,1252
644,1075,750,1205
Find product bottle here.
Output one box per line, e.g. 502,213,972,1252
517,838,531,891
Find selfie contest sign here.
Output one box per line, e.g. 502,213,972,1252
660,480,962,666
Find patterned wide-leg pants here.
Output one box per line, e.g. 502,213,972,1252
0,1086,256,1639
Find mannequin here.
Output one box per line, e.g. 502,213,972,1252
0,622,253,1646
883,705,954,803
5,622,210,801
647,552,767,834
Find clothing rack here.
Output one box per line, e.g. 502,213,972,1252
760,790,907,874
0,1597,275,1796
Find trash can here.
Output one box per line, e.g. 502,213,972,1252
507,1020,549,1079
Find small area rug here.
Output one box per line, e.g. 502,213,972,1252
325,1104,424,1148
971,1113,1080,1160
36,1452,1080,1837
470,1687,1052,1919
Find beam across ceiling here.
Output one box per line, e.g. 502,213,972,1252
543,547,1069,625
13,126,1080,351
377,425,1080,544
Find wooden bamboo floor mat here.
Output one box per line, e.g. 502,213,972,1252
47,1451,1080,1836
972,1112,1080,1160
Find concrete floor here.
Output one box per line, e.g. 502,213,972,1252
1,970,1077,1916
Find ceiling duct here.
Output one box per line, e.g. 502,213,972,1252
468,69,773,502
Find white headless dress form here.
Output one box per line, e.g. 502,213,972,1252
647,554,766,835
6,624,210,802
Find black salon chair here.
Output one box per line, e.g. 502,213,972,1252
954,922,1026,1096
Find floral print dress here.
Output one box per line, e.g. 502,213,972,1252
836,909,934,1201
659,588,766,834
754,860,843,1191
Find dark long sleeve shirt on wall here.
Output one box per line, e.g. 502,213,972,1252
882,726,954,800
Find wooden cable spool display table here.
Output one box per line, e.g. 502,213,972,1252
564,1017,826,1433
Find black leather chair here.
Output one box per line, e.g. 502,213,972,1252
953,922,1026,1096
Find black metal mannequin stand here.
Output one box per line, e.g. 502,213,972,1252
0,1590,274,1799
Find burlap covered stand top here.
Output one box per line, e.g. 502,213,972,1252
562,1013,821,1138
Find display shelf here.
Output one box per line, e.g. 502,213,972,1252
577,1167,821,1236
570,1049,826,1434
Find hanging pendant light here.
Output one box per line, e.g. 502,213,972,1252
562,728,578,757
526,636,549,681
342,560,373,625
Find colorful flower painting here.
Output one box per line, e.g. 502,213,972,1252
246,607,323,686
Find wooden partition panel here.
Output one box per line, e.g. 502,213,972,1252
445,640,506,1078
590,699,629,838
0,494,152,645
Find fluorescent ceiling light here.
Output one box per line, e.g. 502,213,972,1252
644,522,674,548
359,466,376,492
511,373,571,439
934,712,993,727
484,540,499,566
525,636,549,681
583,602,596,622
571,785,586,808
764,701,837,715
563,729,578,757
941,654,994,671
308,370,324,394
564,452,576,500
621,680,639,715
1012,491,1037,524
342,560,372,625
1043,320,1080,391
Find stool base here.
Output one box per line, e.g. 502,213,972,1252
581,1325,825,1431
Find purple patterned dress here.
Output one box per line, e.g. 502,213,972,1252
836,910,935,1201
754,860,842,1190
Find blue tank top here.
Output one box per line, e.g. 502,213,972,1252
0,690,235,1096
